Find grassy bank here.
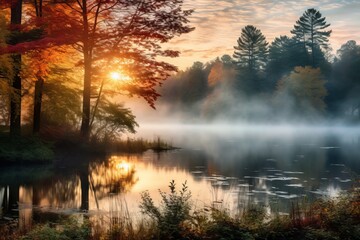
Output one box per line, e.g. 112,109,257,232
0,134,54,163
2,180,359,240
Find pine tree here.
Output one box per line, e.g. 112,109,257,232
291,8,331,66
233,25,268,71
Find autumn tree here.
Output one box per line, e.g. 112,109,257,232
46,0,193,139
1,0,68,135
0,14,13,126
291,8,332,66
275,66,327,115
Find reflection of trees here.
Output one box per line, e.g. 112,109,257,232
33,175,81,209
89,156,138,202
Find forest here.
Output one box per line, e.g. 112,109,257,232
159,8,360,123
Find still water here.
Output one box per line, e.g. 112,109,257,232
0,125,359,229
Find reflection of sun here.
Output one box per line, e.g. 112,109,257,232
116,161,131,173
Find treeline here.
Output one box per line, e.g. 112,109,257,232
160,8,360,122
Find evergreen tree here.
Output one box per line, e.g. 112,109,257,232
291,8,331,66
233,25,268,94
266,35,309,90
233,25,268,71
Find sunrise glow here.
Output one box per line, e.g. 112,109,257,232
110,72,121,81
110,71,131,82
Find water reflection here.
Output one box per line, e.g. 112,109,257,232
0,128,359,229
90,156,137,200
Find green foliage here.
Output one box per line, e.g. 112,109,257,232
39,67,82,128
92,99,139,141
139,180,192,239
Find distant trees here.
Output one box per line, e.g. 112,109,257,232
291,8,332,67
158,8,360,122
160,61,209,108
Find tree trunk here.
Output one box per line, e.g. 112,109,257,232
80,0,92,139
32,0,44,135
80,170,89,211
33,77,44,134
9,0,23,137
80,54,92,139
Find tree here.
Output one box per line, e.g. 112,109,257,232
92,100,139,141
233,25,268,71
8,0,23,136
291,8,332,66
266,35,309,90
275,66,327,116
1,0,62,135
159,61,208,108
0,14,13,126
329,40,360,117
50,0,194,139
233,25,268,94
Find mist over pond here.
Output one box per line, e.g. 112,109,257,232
1,124,359,230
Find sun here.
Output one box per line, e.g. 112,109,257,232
110,71,131,82
110,71,121,81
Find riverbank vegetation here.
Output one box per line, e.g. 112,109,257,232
1,180,358,240
0,130,175,163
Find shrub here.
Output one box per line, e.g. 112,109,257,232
139,180,191,239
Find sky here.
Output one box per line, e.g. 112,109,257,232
165,0,360,70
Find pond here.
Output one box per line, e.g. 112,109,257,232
0,125,359,230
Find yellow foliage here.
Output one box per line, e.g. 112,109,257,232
276,66,327,113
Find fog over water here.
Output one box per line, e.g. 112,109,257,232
1,114,359,229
